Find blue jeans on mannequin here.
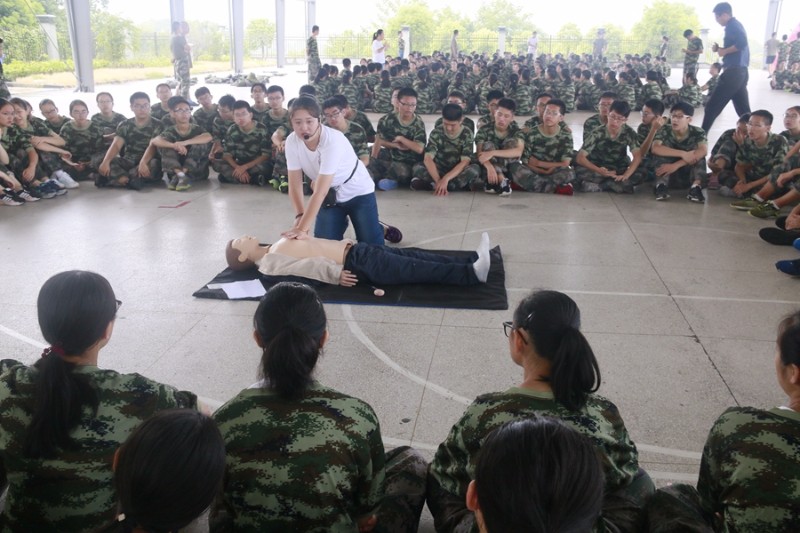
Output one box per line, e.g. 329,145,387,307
314,192,384,245
344,244,480,286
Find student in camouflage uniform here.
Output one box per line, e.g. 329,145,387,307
646,309,800,532
411,103,479,194
651,102,708,202
10,97,74,186
663,72,704,108
636,98,667,186
506,73,533,116
0,270,197,532
707,112,749,188
209,94,236,173
307,25,321,83
616,72,638,111
372,71,394,113
342,94,377,142
248,82,270,127
97,91,163,189
59,99,106,182
434,91,475,134
370,87,426,190
210,282,427,533
217,100,271,185
475,97,524,196
510,98,576,194
150,96,212,191
338,70,360,110
582,91,617,143
682,29,703,77
789,31,800,66
322,97,370,166
192,86,218,133
171,21,191,99
38,98,71,134
638,71,663,111
150,83,173,123
575,100,646,193
718,109,789,199
428,290,653,533
476,89,504,131
91,92,127,147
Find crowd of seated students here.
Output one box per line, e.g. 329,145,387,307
2,273,799,532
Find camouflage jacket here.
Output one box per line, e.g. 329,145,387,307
654,124,707,155
579,123,641,169
60,120,105,162
25,116,56,138
474,122,524,154
193,105,219,133
116,117,164,163
224,122,270,163
44,115,71,134
434,116,476,136
678,85,704,108
340,120,369,159
0,125,33,155
684,37,703,67
736,133,789,179
372,85,394,114
582,114,605,143
376,112,426,164
150,103,171,122
159,123,208,144
91,112,127,138
350,110,376,141
507,84,534,115
425,125,474,170
523,124,575,164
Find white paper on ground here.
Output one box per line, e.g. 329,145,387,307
207,279,266,299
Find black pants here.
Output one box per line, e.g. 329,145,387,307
702,66,750,132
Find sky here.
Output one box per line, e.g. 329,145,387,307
107,0,800,43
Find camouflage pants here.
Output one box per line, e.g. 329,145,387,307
684,63,699,77
769,153,800,194
411,162,482,191
718,168,758,198
10,150,46,184
217,159,273,185
368,157,415,187
271,150,288,180
160,143,211,180
35,150,64,176
575,165,646,193
651,157,708,188
376,446,428,533
644,484,715,533
105,156,162,184
478,139,520,182
509,162,576,192
174,57,191,99
308,58,321,84
710,140,738,170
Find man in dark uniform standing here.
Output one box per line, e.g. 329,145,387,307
702,2,751,133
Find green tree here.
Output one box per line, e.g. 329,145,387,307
0,0,44,25
246,18,276,60
188,20,227,61
92,11,138,62
585,24,628,59
385,0,435,55
473,0,532,40
630,0,700,62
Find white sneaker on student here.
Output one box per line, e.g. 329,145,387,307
53,170,80,189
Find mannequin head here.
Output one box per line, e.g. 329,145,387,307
226,237,268,271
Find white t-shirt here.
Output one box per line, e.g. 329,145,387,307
372,39,385,64
285,125,374,203
527,36,538,54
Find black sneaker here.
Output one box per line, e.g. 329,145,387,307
127,176,143,191
498,178,512,197
759,227,800,246
687,185,705,203
409,177,433,191
655,183,670,201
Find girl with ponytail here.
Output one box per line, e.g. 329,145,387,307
211,281,427,532
0,270,198,531
428,289,653,533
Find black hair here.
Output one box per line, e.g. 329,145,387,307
254,282,327,399
342,58,351,68
486,89,504,102
25,271,117,458
514,290,601,411
129,92,150,105
712,2,732,15
497,97,516,113
545,98,566,116
311,24,319,32
373,29,384,41
750,109,773,126
397,86,418,100
194,86,210,98
232,100,253,113
736,112,751,125
645,70,659,82
671,101,694,117
448,89,466,102
475,417,605,533
267,85,284,96
683,29,693,38
218,94,236,109
166,96,189,111
322,97,343,112
298,84,316,97
441,103,463,121
609,100,631,118
643,98,665,116
379,70,391,88
110,410,225,533
69,99,88,114
155,82,171,92
599,91,618,100
341,70,352,84
250,82,267,93
289,95,321,120
778,311,800,367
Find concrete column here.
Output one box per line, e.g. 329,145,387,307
498,27,507,55
276,0,286,67
36,14,59,60
64,0,93,92
306,0,316,33
700,28,710,66
229,0,244,73
402,25,410,57
170,0,185,26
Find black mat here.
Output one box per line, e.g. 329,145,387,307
193,246,507,310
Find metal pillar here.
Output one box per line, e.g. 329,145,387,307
402,25,410,58
64,0,93,92
169,0,185,26
276,0,286,67
306,0,316,33
229,0,244,73
700,28,710,66
36,14,59,60
498,27,507,55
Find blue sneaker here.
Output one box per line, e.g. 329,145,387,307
377,178,398,191
794,238,800,252
776,259,800,276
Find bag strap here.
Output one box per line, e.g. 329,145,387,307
334,158,359,191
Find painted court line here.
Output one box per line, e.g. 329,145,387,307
507,287,800,306
0,325,46,350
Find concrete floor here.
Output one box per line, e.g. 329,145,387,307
1,67,798,531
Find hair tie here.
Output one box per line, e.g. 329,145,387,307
41,345,65,358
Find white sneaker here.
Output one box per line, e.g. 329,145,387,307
1,193,23,206
53,170,79,189
46,176,65,189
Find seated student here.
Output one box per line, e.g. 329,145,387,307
191,86,217,133
322,96,369,166
249,82,270,126
38,98,71,133
372,70,394,113
413,68,437,114
208,94,235,171
637,71,663,111
476,89,504,131
99,410,225,533
261,86,290,178
337,70,360,112
150,83,173,123
149,96,212,191
506,72,533,115
434,90,476,134
780,105,800,147
57,99,106,183
427,290,653,533
411,103,480,194
646,310,800,531
616,72,637,111
510,98,576,195
582,91,617,143
718,110,789,199
731,143,800,220
772,62,792,91
217,100,271,185
467,418,605,533
575,100,645,193
340,93,376,143
708,113,750,190
663,72,703,109
650,101,708,203
209,282,428,532
10,97,77,189
554,68,575,113
370,87,426,191
91,92,127,148
475,97,524,197
97,91,163,190
701,62,721,105
0,270,198,531
575,70,596,111
226,232,491,286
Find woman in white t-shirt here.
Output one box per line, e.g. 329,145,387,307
283,96,384,244
371,29,386,66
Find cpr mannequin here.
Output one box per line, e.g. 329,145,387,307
226,233,491,287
